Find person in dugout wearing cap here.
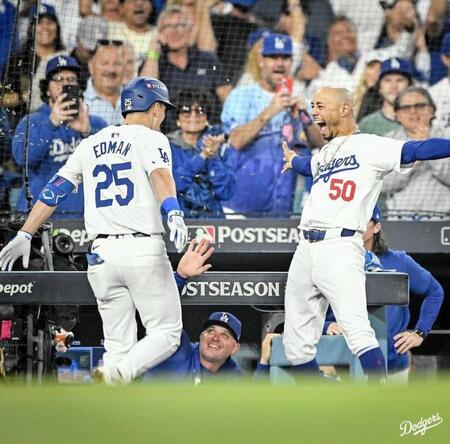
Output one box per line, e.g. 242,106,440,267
138,239,241,383
12,55,107,218
143,309,243,384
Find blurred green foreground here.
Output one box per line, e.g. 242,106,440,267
1,376,449,444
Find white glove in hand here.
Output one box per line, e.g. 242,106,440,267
0,230,32,271
167,210,187,253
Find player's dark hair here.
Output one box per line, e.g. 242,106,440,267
372,230,389,256
174,89,214,117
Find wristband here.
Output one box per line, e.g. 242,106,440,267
18,230,32,241
413,329,427,338
161,197,180,214
147,49,160,61
174,271,188,289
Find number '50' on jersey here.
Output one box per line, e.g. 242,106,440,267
300,133,406,232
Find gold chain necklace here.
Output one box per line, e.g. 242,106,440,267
314,130,360,180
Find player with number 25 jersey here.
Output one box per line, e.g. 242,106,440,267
0,77,188,385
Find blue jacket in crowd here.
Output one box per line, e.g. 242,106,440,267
221,84,308,216
169,125,235,218
324,249,444,372
12,104,106,218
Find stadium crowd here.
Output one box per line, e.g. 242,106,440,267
1,0,450,220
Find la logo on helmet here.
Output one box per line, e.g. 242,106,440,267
220,313,229,323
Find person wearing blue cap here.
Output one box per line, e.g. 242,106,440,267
430,32,450,133
144,309,243,383
359,57,413,136
11,55,107,218
221,32,324,216
324,204,444,383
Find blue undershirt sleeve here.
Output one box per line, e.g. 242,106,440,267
291,155,313,177
404,254,444,334
401,139,450,164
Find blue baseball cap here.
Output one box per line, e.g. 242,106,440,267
261,33,293,57
379,57,413,81
202,312,242,341
45,55,80,79
247,28,271,50
371,204,382,223
441,32,450,56
30,3,57,19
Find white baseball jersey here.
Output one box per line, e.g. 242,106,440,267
300,133,405,232
58,124,172,238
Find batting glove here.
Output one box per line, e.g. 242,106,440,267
167,210,188,253
0,230,32,271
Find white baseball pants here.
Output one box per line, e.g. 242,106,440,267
283,234,379,365
87,235,182,383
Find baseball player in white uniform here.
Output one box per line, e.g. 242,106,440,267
281,86,450,378
0,77,188,384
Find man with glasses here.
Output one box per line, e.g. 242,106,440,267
84,40,126,125
382,86,450,217
144,5,232,131
12,55,107,218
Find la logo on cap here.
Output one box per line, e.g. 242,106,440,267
220,312,229,323
274,37,285,49
58,56,67,66
391,58,400,69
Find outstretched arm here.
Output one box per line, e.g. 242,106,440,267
0,172,77,271
401,138,450,164
0,200,56,271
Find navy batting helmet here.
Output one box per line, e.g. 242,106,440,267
121,77,176,117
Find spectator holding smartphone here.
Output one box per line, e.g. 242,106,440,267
12,56,107,219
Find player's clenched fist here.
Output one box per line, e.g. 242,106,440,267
0,230,32,271
167,210,188,253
